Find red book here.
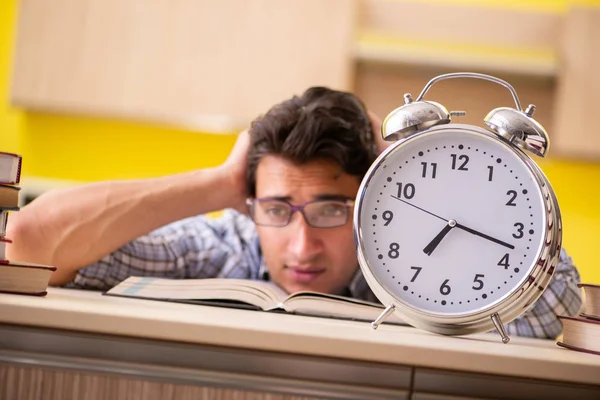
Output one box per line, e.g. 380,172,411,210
0,151,22,185
556,284,600,356
0,260,56,296
557,316,600,356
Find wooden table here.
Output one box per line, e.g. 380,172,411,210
1,288,599,399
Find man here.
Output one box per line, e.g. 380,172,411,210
6,87,582,339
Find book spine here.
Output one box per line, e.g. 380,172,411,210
15,156,22,184
0,151,21,264
0,209,8,238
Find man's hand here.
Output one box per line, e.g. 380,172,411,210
220,129,251,214
368,111,393,154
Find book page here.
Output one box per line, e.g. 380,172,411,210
0,155,18,184
581,284,599,320
105,277,289,310
283,292,406,325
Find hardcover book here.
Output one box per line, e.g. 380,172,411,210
557,284,600,356
557,316,600,356
0,184,20,210
0,260,57,296
0,151,22,185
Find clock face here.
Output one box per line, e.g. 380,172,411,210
356,126,547,316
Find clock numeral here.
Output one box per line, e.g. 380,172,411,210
472,274,485,290
382,210,393,226
506,190,518,206
512,222,524,239
487,165,494,181
410,266,422,282
421,162,438,179
396,182,416,199
388,242,400,259
450,154,469,171
439,279,451,296
498,253,510,270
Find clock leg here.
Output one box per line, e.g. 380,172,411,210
491,313,511,344
371,304,396,330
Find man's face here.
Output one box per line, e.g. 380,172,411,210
254,155,361,295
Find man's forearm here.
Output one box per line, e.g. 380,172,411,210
6,167,240,285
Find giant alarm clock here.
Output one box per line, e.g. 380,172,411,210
354,72,561,343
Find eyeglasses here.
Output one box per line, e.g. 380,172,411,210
246,197,355,228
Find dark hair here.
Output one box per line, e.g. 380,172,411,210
246,87,377,196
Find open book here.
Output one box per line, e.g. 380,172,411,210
105,276,406,326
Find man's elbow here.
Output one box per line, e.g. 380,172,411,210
5,212,42,262
5,212,74,286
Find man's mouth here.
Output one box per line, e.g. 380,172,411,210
286,266,325,283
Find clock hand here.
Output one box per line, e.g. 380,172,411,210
423,220,456,255
390,195,447,222
390,195,515,250
455,223,515,250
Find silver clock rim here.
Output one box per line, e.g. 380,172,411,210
353,124,562,336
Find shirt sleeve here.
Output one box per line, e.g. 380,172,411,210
504,248,583,339
64,210,261,291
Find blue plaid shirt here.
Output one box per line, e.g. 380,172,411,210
66,210,582,339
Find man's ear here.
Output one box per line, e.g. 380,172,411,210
367,111,392,154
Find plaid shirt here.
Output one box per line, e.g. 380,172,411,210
66,210,582,339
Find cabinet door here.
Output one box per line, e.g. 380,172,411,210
413,368,600,400
412,393,493,400
11,0,357,132
552,7,600,159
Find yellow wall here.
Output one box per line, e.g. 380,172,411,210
0,0,21,154
1,0,599,283
429,0,600,12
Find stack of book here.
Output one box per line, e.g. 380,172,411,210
557,283,600,356
0,151,56,296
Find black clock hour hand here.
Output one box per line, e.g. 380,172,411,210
423,220,456,255
455,223,515,250
390,195,447,222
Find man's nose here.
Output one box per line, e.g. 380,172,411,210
287,213,323,261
